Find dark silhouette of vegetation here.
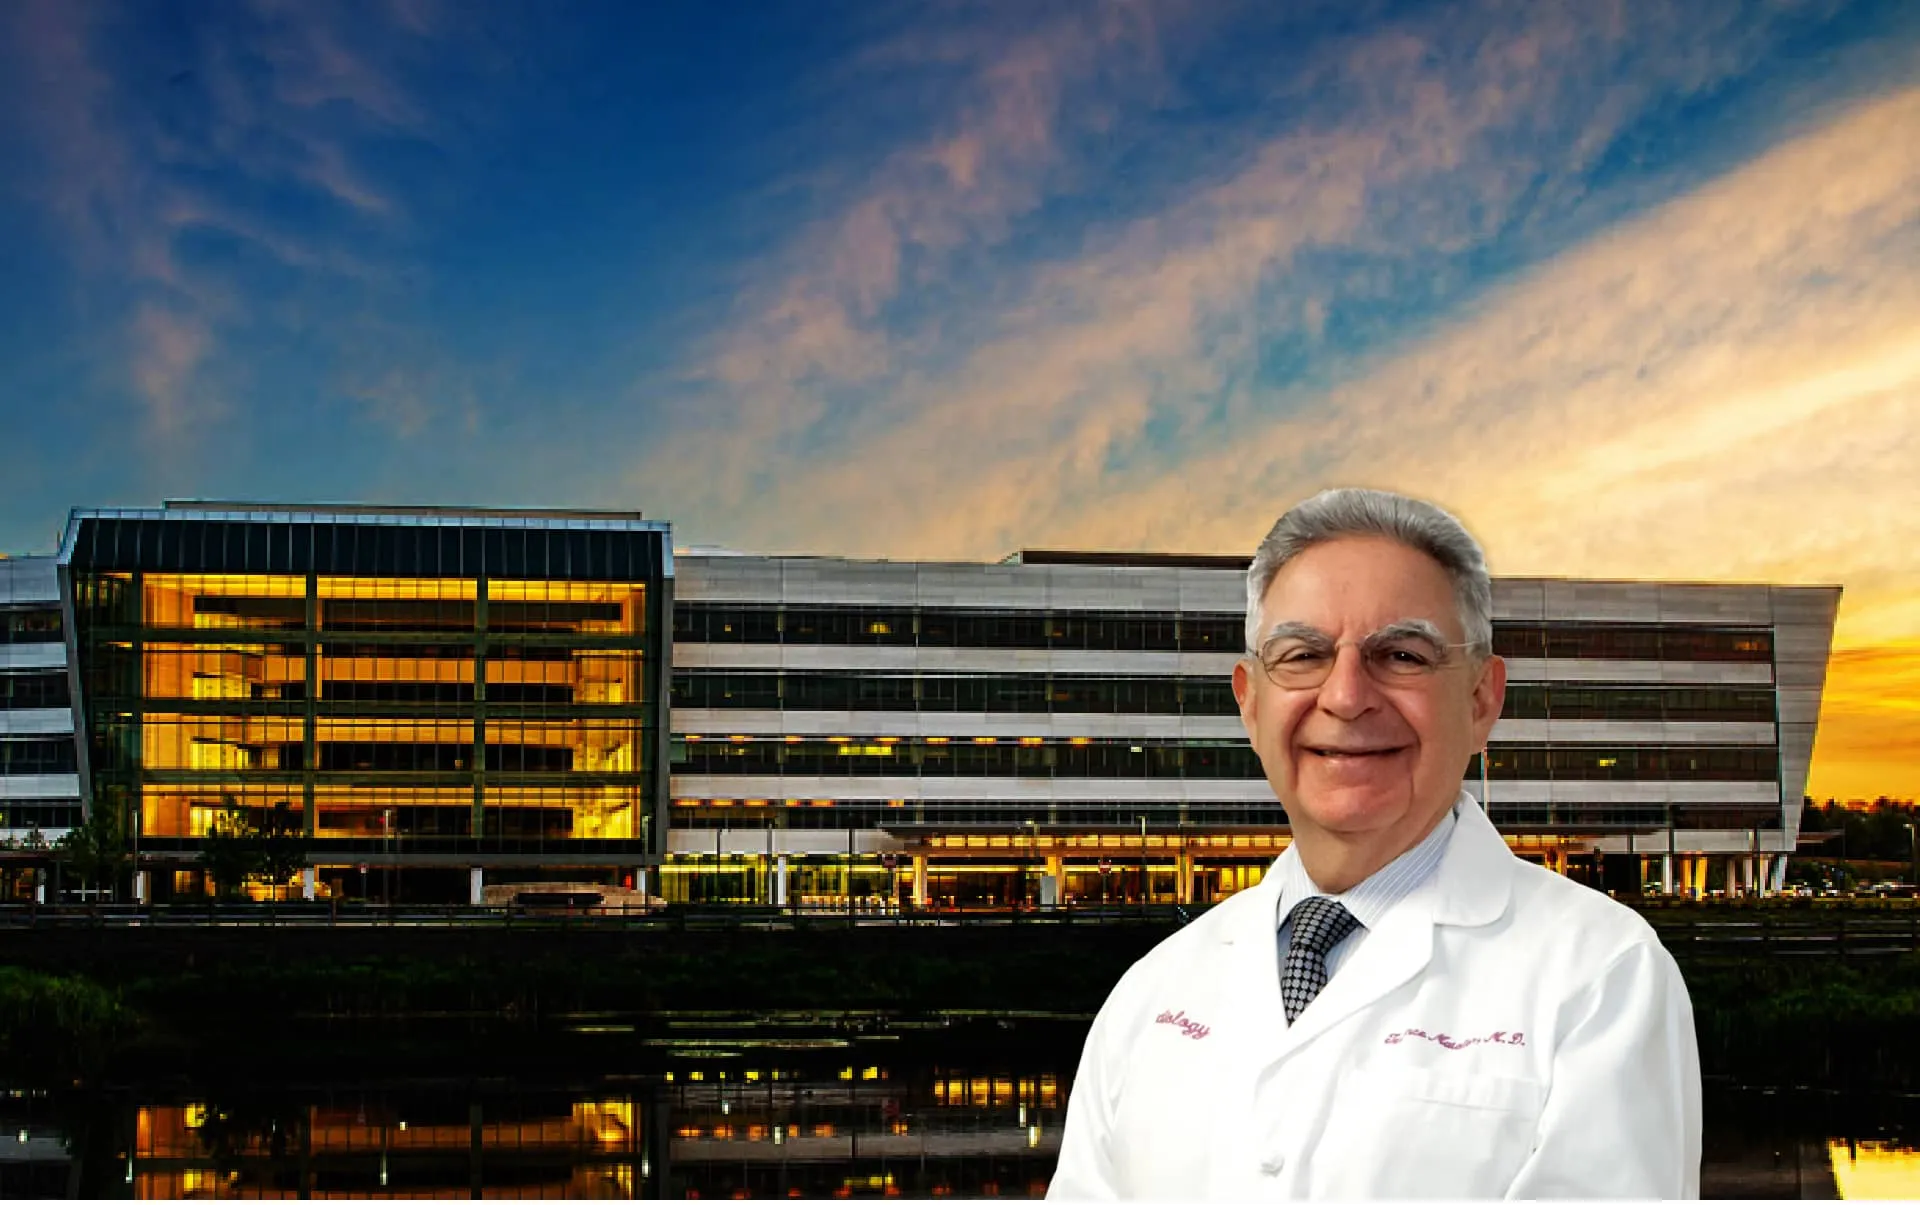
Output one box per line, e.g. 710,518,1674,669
196,797,310,898
1801,797,1920,880
0,967,132,1077
54,803,131,902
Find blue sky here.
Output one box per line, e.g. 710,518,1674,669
3,0,1919,794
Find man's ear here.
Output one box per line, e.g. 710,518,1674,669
1471,653,1507,741
1232,659,1259,741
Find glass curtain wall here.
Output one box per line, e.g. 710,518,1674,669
65,516,666,868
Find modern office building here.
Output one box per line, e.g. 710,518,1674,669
667,551,1840,905
0,555,82,853
9,500,1843,905
56,503,672,902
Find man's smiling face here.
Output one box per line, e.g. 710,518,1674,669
1232,535,1505,852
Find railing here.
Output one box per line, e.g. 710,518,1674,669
14,899,1917,950
1639,909,1920,958
0,900,1200,930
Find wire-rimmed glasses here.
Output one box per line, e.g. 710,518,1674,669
1248,621,1478,689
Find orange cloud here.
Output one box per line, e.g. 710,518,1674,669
1807,644,1920,802
640,11,1920,797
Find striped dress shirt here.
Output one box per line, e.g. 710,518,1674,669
1274,790,1467,981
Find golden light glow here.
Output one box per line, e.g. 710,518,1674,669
125,571,652,840
1828,1140,1920,1200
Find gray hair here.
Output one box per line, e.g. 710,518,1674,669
1245,488,1493,657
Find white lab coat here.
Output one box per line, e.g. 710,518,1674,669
1049,795,1701,1199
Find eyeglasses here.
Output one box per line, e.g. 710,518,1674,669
1248,623,1477,689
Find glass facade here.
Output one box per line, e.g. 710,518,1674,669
665,563,1816,908
1,560,84,854
675,673,1776,723
0,670,71,709
675,603,1774,661
62,510,672,878
0,606,62,643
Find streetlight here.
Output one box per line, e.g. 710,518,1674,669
1026,820,1039,911
1906,822,1916,892
1138,815,1148,911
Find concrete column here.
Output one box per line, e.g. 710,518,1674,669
1770,855,1789,894
774,854,789,908
912,854,929,907
1725,855,1740,898
634,868,648,899
1661,853,1675,895
1175,851,1193,904
301,867,316,902
468,867,483,907
134,870,150,904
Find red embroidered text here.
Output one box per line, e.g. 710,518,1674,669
1384,1027,1525,1050
1155,1009,1211,1040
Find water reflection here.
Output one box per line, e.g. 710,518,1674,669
14,1038,1920,1199
1829,1140,1920,1201
0,1050,1068,1199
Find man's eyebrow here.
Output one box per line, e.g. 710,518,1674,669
1259,621,1331,646
1369,619,1450,646
1259,619,1452,647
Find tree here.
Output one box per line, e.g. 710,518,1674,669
256,801,310,898
196,798,310,900
197,798,262,899
55,805,130,903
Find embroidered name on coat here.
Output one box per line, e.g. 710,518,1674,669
1155,1009,1211,1040
1384,1027,1525,1050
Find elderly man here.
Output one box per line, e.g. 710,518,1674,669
1049,488,1700,1199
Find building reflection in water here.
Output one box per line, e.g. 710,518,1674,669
22,1073,1920,1199
1828,1139,1920,1201
111,1065,1063,1199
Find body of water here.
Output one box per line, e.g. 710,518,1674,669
6,1016,1920,1199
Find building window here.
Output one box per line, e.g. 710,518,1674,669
0,738,79,774
0,608,63,644
0,671,72,710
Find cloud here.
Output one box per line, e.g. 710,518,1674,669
631,0,1917,794
128,304,215,435
683,2,1184,460
1808,644,1920,801
5,0,439,442
641,0,1885,556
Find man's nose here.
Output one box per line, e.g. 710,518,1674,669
1315,644,1380,718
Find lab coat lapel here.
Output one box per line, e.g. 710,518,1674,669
1216,856,1291,1070
1276,888,1436,1056
1264,793,1519,1061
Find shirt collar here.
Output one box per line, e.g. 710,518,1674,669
1275,792,1463,933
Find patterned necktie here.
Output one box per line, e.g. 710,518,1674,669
1281,897,1363,1024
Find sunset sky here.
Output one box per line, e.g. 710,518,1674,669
1,0,1915,800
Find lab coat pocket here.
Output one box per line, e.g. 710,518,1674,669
1311,1066,1544,1199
